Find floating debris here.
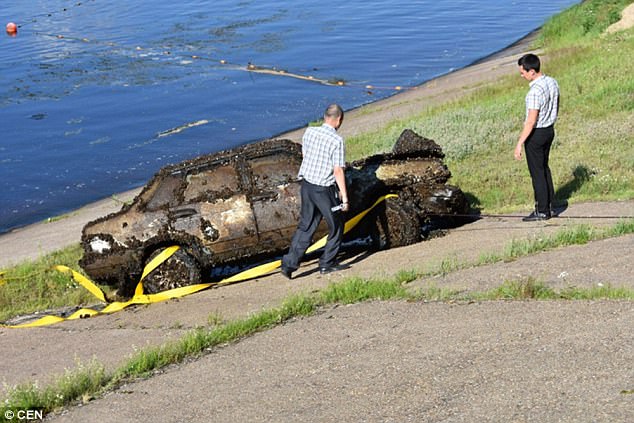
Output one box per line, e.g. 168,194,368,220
157,119,209,138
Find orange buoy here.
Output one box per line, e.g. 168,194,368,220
6,22,18,35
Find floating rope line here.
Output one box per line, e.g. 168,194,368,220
24,28,416,91
11,1,96,30
32,31,347,87
244,62,345,86
13,2,416,91
35,31,118,46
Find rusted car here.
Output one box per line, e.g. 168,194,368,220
80,129,468,297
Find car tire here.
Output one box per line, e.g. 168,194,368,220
142,247,202,294
370,197,421,249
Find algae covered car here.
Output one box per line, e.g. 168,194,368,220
80,129,468,297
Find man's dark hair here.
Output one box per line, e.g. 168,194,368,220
518,53,541,73
324,103,344,120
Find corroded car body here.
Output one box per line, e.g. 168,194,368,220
80,129,467,296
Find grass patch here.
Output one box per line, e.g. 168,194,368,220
503,218,634,260
504,224,594,258
412,283,462,302
474,277,634,301
558,283,634,300
2,360,108,419
480,278,557,300
0,245,115,322
537,0,633,48
319,276,410,304
605,218,634,236
43,212,77,224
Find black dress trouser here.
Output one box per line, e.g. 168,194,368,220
282,180,343,272
525,125,555,213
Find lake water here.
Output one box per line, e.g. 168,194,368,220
0,0,579,234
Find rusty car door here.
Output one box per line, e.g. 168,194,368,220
180,162,259,254
249,151,303,251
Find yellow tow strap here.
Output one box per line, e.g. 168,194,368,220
2,194,397,328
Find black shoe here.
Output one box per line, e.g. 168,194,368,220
280,267,293,280
522,211,551,222
319,263,350,275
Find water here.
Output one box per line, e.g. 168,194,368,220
0,0,578,234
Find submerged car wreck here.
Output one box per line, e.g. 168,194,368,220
80,129,468,297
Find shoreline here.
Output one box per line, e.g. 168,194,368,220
0,31,540,267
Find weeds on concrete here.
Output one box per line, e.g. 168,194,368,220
4,272,632,419
504,219,634,260
474,277,634,301
480,278,557,300
2,360,108,420
319,277,409,304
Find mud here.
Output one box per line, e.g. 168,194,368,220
79,130,467,296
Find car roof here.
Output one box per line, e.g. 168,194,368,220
164,138,301,177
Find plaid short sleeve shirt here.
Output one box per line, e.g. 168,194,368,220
526,74,560,128
298,123,345,186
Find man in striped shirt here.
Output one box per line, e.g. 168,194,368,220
281,104,349,279
515,53,560,222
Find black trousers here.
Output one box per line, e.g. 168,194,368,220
525,126,555,213
282,180,343,272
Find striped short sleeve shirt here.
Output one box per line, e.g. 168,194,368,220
526,74,560,128
298,124,345,186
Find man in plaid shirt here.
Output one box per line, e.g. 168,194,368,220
515,53,560,221
281,104,349,279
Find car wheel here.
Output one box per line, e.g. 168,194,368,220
142,247,202,294
371,197,421,249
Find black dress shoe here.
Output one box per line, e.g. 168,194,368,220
319,264,350,275
522,211,551,222
280,267,293,279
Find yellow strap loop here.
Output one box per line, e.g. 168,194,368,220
136,245,180,296
3,194,397,328
54,265,108,303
